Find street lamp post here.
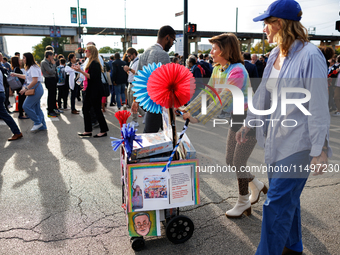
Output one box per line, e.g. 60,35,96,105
183,0,188,65
77,0,82,57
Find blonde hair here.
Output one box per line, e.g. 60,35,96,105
85,45,103,72
208,33,243,66
266,12,309,57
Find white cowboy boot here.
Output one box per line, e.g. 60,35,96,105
226,194,251,218
249,178,268,205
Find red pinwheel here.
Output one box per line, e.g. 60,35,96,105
147,63,195,108
115,110,131,128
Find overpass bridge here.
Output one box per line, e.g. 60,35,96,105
1,23,340,54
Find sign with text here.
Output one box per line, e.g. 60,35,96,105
63,44,78,52
70,7,77,24
175,34,183,56
81,8,87,24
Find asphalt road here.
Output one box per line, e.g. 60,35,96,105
0,89,339,255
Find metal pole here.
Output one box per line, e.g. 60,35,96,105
124,0,127,53
53,13,57,54
183,0,188,65
236,7,238,35
77,0,82,52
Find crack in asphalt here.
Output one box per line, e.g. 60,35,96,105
305,182,340,189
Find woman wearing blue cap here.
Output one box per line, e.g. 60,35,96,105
236,0,331,255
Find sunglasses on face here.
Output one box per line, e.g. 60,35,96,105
85,49,89,53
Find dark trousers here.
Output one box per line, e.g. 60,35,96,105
4,86,10,110
82,93,109,133
70,85,79,111
109,85,116,104
0,92,20,134
82,90,97,124
15,88,26,116
143,112,163,133
45,77,57,114
57,84,69,109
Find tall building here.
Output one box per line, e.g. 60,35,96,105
0,36,9,57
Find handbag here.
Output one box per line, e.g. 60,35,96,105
7,75,23,90
25,88,35,96
101,72,110,97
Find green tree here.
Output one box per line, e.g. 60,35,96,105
169,51,175,56
241,44,249,52
138,48,144,54
203,49,211,54
251,40,276,54
99,46,115,53
32,37,69,63
112,48,122,53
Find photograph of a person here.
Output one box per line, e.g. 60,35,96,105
131,176,143,210
128,211,158,237
143,175,168,199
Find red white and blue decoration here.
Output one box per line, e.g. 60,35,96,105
111,123,143,158
132,62,163,114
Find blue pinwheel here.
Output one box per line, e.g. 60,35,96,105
132,62,163,114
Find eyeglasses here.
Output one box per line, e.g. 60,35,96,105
170,36,177,42
85,49,89,53
127,54,131,58
135,222,149,229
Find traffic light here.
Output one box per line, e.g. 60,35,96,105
336,20,340,32
186,23,197,33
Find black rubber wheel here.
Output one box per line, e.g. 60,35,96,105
166,215,194,244
131,237,145,251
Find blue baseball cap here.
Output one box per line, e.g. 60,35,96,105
253,0,302,22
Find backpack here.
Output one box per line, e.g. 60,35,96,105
197,61,211,78
57,65,65,84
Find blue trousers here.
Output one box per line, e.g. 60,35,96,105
109,85,116,104
114,84,126,108
0,92,20,135
256,150,312,255
23,82,46,129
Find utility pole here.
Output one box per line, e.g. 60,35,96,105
236,7,238,36
124,0,127,53
53,13,57,54
183,0,188,65
77,0,82,51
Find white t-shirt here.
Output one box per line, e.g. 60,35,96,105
266,65,281,95
26,65,42,84
128,57,139,83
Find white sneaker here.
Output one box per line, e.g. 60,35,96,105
131,121,139,127
123,104,127,110
31,123,43,132
332,111,340,117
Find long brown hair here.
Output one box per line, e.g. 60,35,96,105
11,56,20,69
85,45,103,72
23,52,38,70
265,12,309,57
208,33,243,65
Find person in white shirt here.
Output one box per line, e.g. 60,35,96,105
124,47,145,127
11,52,47,132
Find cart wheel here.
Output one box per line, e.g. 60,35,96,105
166,215,194,244
130,237,145,251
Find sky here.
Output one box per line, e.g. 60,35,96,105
1,0,340,56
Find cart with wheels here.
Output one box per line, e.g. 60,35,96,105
117,109,200,251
